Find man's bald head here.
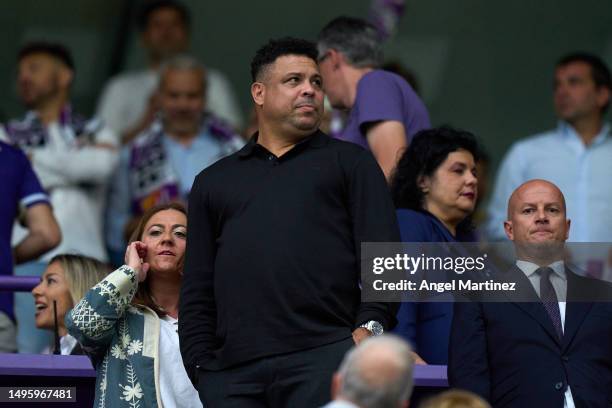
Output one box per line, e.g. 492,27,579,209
504,179,570,247
507,179,566,219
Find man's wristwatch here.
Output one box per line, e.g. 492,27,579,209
359,320,384,336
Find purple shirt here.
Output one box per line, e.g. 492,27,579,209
338,70,430,149
0,141,49,319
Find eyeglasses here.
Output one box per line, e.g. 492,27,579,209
317,52,330,63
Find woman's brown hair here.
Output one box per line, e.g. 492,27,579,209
128,201,187,317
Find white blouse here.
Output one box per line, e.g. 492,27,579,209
158,315,203,408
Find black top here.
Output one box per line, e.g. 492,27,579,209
179,130,400,372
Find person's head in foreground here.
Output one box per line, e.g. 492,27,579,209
250,37,323,141
32,254,111,338
391,126,479,237
504,179,570,265
420,389,491,408
330,334,415,408
128,201,187,316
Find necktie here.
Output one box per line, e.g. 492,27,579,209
537,267,563,339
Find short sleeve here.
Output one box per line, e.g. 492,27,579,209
354,72,404,129
17,149,49,208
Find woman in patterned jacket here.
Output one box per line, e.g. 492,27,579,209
66,202,202,407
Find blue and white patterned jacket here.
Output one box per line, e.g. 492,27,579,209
66,265,163,407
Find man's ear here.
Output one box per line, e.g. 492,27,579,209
331,372,341,399
503,220,514,241
596,86,610,111
565,218,571,240
251,82,264,106
327,49,343,70
58,67,73,89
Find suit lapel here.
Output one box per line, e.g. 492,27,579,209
499,266,562,346
561,269,593,352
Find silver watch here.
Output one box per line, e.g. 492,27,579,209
359,320,384,336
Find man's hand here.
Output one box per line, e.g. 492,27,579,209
352,327,372,345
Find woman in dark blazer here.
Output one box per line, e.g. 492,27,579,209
390,126,480,364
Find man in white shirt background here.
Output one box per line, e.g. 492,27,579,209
96,0,242,144
0,41,118,353
486,53,612,244
105,55,243,266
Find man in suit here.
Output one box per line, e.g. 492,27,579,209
449,179,612,408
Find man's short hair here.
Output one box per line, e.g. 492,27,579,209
138,0,190,32
317,16,383,69
337,335,414,408
159,54,206,90
557,52,611,112
18,41,74,71
250,37,318,82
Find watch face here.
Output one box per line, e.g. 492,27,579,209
370,321,384,336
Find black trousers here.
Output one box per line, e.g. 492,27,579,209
197,337,354,408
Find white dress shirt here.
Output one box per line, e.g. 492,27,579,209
158,315,202,408
42,333,78,355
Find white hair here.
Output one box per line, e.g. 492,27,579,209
158,54,206,89
337,334,415,408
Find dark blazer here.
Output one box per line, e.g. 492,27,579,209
70,342,84,356
393,209,460,364
449,265,612,408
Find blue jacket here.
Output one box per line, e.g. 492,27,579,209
393,209,458,364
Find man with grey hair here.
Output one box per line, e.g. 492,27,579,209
317,16,430,181
324,334,415,408
105,54,243,264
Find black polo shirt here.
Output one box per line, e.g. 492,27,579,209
179,130,400,371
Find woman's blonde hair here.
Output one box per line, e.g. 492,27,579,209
48,254,112,304
421,390,491,408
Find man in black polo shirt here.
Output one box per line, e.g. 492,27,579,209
179,37,400,407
